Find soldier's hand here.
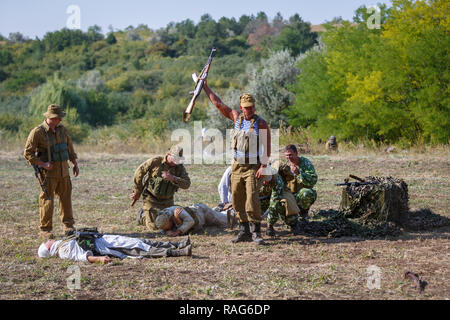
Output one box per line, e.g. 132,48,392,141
73,165,79,177
100,256,112,264
167,230,182,237
130,192,140,206
162,171,175,182
255,166,264,179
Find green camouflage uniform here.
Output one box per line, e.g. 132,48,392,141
279,156,318,212
266,174,299,227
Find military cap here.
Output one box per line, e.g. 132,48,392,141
240,93,255,108
168,145,185,164
43,104,66,119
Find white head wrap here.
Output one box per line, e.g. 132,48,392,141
38,240,60,258
38,243,50,258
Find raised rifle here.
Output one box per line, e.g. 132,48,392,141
33,164,50,200
183,47,217,122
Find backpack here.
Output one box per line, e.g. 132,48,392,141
65,227,103,255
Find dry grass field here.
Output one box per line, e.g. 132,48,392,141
0,147,449,300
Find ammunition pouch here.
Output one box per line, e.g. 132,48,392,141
147,176,178,200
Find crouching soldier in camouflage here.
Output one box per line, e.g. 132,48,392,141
155,204,237,236
131,145,191,231
280,144,318,218
265,165,302,237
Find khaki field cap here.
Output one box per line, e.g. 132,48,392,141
169,145,185,163
240,93,255,108
43,104,66,119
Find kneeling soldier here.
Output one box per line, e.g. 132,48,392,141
131,145,191,231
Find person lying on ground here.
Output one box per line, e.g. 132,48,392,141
155,204,237,236
37,231,192,264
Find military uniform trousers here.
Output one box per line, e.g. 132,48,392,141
39,176,74,232
142,192,174,231
266,200,299,227
294,188,317,211
230,162,262,224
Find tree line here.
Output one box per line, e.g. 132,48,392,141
0,0,448,146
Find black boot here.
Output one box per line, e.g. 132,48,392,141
290,221,301,235
230,222,252,243
299,207,309,219
265,224,276,237
168,245,192,257
250,223,265,245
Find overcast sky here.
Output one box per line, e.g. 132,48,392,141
0,0,390,39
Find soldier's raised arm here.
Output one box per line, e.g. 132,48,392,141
202,81,239,122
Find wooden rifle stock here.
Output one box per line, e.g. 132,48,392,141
183,47,216,122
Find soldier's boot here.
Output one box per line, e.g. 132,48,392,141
299,207,309,219
290,221,301,236
136,208,145,226
168,244,192,257
40,231,54,240
230,222,252,243
178,236,191,249
250,223,265,245
265,224,276,237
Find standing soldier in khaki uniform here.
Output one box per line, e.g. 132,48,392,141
131,145,191,231
24,104,79,239
202,81,271,245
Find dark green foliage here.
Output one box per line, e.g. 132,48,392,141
286,1,449,144
42,29,91,52
106,33,117,45
0,50,13,66
5,70,45,92
273,14,318,55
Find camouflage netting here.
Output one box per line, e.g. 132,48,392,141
297,208,449,239
339,176,409,224
297,210,403,238
293,176,449,238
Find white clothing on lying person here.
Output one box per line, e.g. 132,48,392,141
48,235,174,261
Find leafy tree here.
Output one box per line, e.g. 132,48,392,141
106,32,117,44
273,14,318,56
176,19,197,38
0,50,13,66
247,49,301,127
8,32,28,44
29,78,87,121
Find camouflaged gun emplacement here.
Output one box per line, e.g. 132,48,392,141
338,175,409,225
